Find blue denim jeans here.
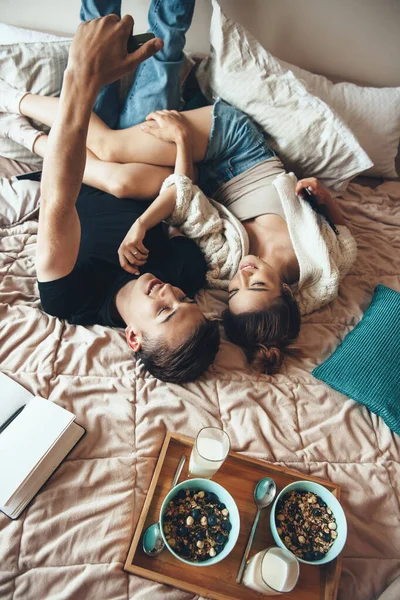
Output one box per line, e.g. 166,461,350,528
197,99,276,197
80,0,195,129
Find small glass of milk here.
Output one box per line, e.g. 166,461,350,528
188,427,230,479
242,546,300,595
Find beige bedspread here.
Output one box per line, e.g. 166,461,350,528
0,178,399,600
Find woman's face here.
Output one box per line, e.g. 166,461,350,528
228,255,282,314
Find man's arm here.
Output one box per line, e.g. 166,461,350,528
36,15,162,282
36,69,96,282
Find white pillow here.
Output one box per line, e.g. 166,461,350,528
197,0,373,191
0,22,70,44
0,177,40,227
272,62,400,180
0,37,71,165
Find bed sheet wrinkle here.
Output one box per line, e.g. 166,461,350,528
0,180,400,600
135,388,222,453
53,325,135,378
47,376,136,458
296,384,381,463
333,281,374,322
0,578,14,600
0,308,62,377
0,512,22,575
14,564,128,600
384,461,400,517
377,431,400,462
19,457,136,569
342,558,400,600
212,380,304,461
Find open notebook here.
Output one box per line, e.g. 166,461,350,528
0,372,85,519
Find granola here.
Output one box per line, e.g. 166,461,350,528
163,489,231,562
275,490,338,561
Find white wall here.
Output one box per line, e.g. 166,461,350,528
1,0,400,87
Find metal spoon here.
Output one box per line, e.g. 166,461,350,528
142,454,186,556
236,477,277,584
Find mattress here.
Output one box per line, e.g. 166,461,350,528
0,169,400,600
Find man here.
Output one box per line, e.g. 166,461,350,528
34,1,220,383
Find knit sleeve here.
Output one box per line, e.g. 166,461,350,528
159,174,248,289
334,224,358,280
295,219,357,315
159,173,193,226
272,172,358,316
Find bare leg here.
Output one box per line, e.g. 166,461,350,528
33,133,173,200
20,93,213,166
83,158,174,199
96,106,213,165
20,94,107,160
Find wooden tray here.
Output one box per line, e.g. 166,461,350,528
124,432,342,600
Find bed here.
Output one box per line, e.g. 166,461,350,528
1,10,400,600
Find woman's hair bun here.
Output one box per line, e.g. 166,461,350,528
251,344,284,375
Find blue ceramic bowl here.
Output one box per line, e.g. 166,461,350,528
270,481,347,565
159,478,240,567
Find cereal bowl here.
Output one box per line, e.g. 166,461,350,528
159,478,240,566
270,481,347,565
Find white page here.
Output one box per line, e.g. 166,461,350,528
0,372,33,426
0,397,74,505
3,422,85,519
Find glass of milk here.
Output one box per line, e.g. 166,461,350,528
242,547,300,595
188,427,230,479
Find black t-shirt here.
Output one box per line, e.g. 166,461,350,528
38,185,207,327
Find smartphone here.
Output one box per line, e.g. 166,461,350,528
127,32,155,53
299,186,319,211
14,170,42,182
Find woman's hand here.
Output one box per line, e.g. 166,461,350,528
118,219,149,275
296,177,332,205
296,177,345,226
142,110,190,144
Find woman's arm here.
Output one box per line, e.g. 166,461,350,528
120,111,247,285
174,130,194,180
118,112,195,274
136,134,194,227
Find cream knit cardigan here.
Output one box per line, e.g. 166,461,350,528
160,174,249,290
160,172,357,315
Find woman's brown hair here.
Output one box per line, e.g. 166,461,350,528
222,286,301,374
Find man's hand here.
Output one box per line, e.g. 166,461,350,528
142,110,191,145
118,219,149,275
68,14,163,92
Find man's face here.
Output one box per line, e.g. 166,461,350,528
126,273,205,351
228,255,282,314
